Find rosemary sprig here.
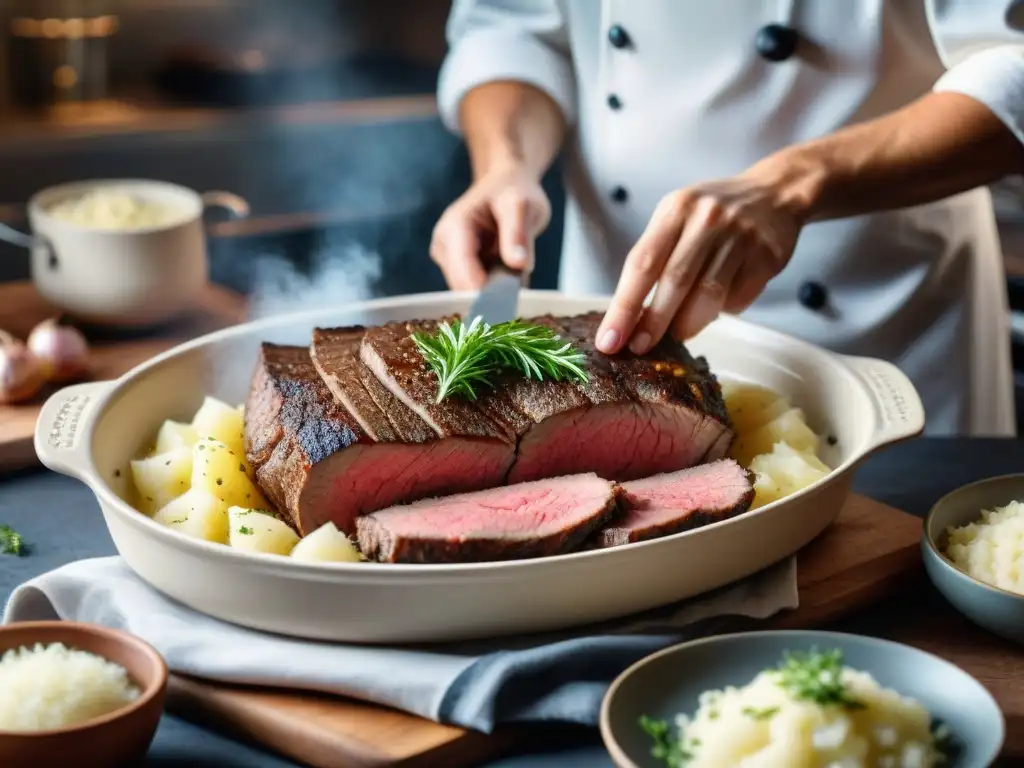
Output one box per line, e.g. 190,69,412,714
412,317,588,403
773,648,864,709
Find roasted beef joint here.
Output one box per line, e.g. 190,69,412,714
245,312,735,538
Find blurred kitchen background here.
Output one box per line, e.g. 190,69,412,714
2,0,1024,424
0,0,567,307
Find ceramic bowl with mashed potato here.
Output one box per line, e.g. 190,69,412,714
0,179,248,328
601,630,1003,768
923,473,1024,645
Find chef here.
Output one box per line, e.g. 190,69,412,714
430,1,1024,436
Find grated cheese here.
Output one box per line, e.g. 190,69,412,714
0,642,141,732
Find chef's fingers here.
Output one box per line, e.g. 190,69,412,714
627,207,729,354
430,219,488,291
492,194,543,273
669,229,748,341
596,193,696,354
722,256,771,314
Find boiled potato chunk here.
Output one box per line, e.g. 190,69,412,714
192,397,249,465
721,381,791,436
729,407,821,469
228,507,299,556
191,438,268,509
290,522,363,563
749,441,829,509
153,420,199,454
130,446,193,515
153,489,230,544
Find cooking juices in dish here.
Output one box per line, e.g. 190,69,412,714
944,501,1024,594
46,189,187,231
127,313,835,564
639,649,952,768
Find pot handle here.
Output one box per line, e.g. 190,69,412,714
34,381,112,480
842,356,926,450
0,222,35,249
200,191,250,220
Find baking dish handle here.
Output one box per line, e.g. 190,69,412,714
842,356,926,450
33,381,112,480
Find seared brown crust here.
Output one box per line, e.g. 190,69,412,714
312,327,435,443
360,319,516,442
244,343,369,528
357,486,622,564
547,312,731,427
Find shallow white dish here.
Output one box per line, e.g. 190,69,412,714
34,291,924,643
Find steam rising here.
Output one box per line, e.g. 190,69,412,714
248,240,383,320
211,1,450,321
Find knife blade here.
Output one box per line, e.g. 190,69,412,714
468,265,524,326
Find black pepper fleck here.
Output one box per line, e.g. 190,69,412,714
216,478,223,486
113,469,121,477
827,435,838,446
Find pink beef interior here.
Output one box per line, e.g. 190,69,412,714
617,459,752,534
508,402,728,484
368,472,613,541
298,438,515,535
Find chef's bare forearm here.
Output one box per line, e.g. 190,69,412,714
748,92,1024,222
459,82,566,181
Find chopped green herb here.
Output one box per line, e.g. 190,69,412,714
239,463,246,473
412,317,588,403
0,525,24,556
741,705,779,721
197,444,206,451
638,715,694,768
168,518,187,526
164,460,171,466
238,526,254,535
773,648,864,710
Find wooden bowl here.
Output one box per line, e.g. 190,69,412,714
0,621,168,768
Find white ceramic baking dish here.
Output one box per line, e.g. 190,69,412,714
34,291,924,643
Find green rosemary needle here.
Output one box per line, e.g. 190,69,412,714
411,317,589,403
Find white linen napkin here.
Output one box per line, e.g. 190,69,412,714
4,556,797,726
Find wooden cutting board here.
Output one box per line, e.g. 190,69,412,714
163,494,928,768
0,281,246,473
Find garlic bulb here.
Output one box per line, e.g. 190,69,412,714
27,317,90,383
0,331,46,404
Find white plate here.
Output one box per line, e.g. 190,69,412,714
34,291,925,643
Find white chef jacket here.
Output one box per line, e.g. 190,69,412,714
437,0,1024,436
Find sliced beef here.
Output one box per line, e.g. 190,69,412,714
311,326,434,443
245,344,516,536
357,473,619,564
507,312,733,483
359,319,517,442
594,459,755,548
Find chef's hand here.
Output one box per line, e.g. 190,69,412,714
596,173,807,355
431,167,551,290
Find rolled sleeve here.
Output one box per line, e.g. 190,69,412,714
437,0,577,135
929,0,1024,146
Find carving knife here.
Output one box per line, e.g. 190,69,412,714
468,265,525,326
